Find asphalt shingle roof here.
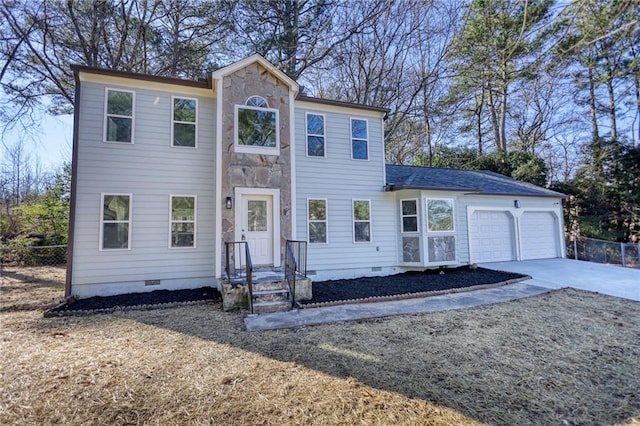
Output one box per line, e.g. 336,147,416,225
385,164,565,198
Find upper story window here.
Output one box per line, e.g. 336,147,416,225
306,113,325,157
351,118,368,160
401,199,418,233
172,97,197,148
353,199,372,243
235,95,279,154
105,89,134,143
100,194,131,250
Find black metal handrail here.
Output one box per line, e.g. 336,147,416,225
225,241,254,313
285,240,307,308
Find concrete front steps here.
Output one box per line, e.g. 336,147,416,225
221,267,313,313
251,279,293,314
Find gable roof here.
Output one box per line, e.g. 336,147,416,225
385,164,565,198
211,53,299,94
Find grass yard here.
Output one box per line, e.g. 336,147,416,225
1,266,639,425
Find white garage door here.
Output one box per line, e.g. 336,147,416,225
520,211,558,260
469,210,516,263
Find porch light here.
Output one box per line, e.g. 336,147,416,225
514,200,520,208
226,196,233,209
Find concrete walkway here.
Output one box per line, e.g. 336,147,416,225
481,258,640,302
244,281,550,331
245,258,639,331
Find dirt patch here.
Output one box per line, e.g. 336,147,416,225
303,266,526,305
2,266,639,425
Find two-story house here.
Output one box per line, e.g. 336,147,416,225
65,54,565,302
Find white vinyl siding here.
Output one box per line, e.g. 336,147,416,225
295,104,395,276
172,97,197,148
170,195,196,248
104,88,134,143
308,198,328,244
71,80,216,297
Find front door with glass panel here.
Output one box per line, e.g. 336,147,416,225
241,195,273,266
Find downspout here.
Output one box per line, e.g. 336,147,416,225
64,69,82,298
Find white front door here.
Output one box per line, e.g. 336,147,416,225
241,195,274,266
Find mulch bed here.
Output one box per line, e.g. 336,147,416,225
300,266,528,306
47,287,221,316
46,267,526,315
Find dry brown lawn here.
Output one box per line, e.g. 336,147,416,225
1,266,639,425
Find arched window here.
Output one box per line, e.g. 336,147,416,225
235,95,279,153
246,96,268,108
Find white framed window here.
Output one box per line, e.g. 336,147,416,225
100,193,132,250
235,96,279,154
401,199,419,233
352,199,371,243
306,113,325,157
426,198,455,232
104,88,134,143
426,198,455,262
350,118,368,160
170,195,196,248
308,199,328,244
172,97,197,148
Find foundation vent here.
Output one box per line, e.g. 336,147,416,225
145,279,161,286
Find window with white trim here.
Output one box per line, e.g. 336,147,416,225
401,199,418,232
426,198,455,262
172,97,197,147
353,199,371,242
351,118,368,160
101,194,131,250
105,89,134,143
306,113,325,157
170,195,196,248
235,95,279,153
308,199,327,244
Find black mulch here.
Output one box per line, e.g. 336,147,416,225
49,286,221,313
300,266,527,305
47,267,526,314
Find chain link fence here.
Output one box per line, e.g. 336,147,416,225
566,236,640,269
0,245,67,283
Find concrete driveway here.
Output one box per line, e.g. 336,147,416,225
481,258,640,301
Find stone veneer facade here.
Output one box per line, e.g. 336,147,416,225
220,62,293,266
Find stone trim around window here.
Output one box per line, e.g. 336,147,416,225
234,95,280,155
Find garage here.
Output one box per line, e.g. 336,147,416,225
520,211,559,260
469,210,516,263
